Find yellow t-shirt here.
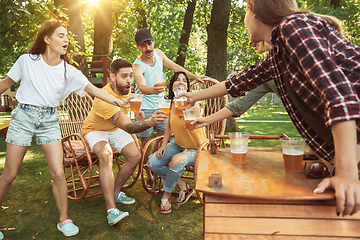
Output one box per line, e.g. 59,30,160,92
82,82,130,136
169,108,207,150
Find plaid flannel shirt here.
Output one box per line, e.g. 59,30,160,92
225,13,360,161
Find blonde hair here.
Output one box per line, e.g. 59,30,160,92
245,0,344,35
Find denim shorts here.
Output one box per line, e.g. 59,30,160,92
135,109,168,138
6,103,61,146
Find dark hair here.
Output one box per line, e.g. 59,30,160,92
29,20,70,63
110,58,133,75
167,71,190,99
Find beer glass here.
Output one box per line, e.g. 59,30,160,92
183,107,197,130
158,98,171,116
280,137,306,172
228,132,250,164
130,93,143,112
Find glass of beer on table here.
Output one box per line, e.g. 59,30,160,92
183,107,197,130
228,132,250,164
130,93,143,112
280,137,306,172
158,98,171,116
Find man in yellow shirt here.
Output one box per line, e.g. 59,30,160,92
82,58,166,226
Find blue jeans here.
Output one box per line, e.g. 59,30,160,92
147,140,196,193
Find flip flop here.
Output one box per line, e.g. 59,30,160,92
160,198,172,214
176,184,195,205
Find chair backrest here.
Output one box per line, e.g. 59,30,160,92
58,92,93,139
190,78,228,138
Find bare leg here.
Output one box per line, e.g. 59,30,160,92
0,143,28,205
161,192,172,211
92,141,116,212
114,142,141,194
42,141,68,223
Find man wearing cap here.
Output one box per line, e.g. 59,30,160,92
133,29,205,188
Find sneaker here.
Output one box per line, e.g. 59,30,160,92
114,191,135,205
57,219,79,237
107,208,129,226
0,230,3,240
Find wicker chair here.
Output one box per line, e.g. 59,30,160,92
57,92,140,202
139,78,228,203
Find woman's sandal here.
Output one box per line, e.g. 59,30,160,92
176,183,194,205
160,198,172,214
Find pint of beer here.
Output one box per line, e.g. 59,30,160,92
175,106,183,116
130,100,142,112
158,98,171,116
183,107,197,130
184,117,196,130
130,93,143,112
176,98,188,109
280,137,306,172
159,107,170,116
231,150,247,164
155,81,166,88
228,132,250,164
155,72,166,88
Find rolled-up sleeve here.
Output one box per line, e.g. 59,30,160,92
225,55,275,98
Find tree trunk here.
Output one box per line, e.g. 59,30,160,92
135,0,147,29
205,0,230,81
93,0,113,59
54,0,88,77
330,0,341,8
206,0,238,131
66,0,88,77
175,0,197,67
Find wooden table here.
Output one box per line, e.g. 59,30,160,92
195,147,360,239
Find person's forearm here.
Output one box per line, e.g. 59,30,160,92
331,120,358,178
205,107,235,125
85,84,124,107
125,118,155,134
193,81,228,101
0,77,15,95
137,84,155,95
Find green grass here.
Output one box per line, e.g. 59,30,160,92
0,104,300,239
224,105,301,149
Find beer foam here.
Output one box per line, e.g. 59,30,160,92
231,149,247,154
130,99,142,102
184,116,196,121
230,138,248,145
282,149,303,155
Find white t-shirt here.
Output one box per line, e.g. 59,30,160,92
6,54,90,107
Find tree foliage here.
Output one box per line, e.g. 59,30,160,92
1,0,360,79
0,0,58,75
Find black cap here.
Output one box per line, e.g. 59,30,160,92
135,29,154,46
